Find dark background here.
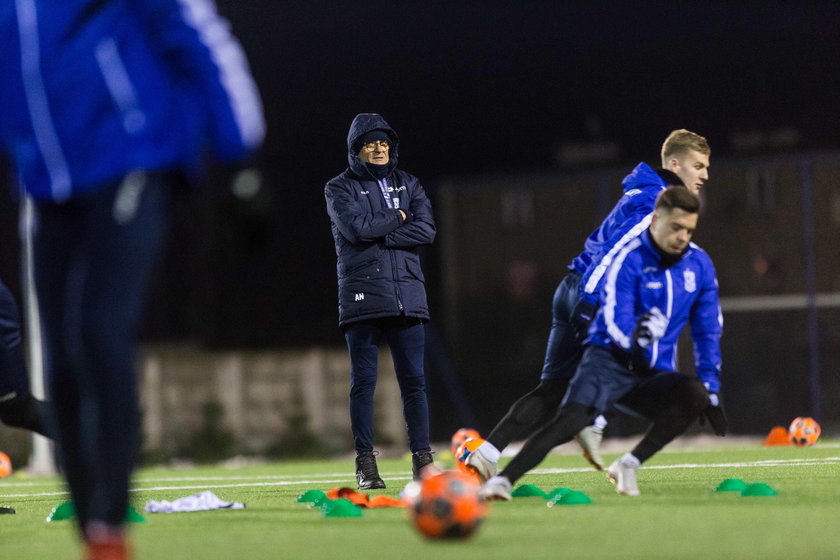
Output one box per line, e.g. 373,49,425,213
198,0,839,347
2,1,839,439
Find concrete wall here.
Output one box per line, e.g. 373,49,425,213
0,345,408,464
139,345,403,457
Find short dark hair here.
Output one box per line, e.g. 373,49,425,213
655,186,700,214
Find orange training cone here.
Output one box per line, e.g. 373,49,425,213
763,426,792,446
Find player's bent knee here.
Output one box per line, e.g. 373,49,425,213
676,379,709,413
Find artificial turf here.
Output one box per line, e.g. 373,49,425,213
1,442,838,559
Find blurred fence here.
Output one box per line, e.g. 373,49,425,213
0,346,404,466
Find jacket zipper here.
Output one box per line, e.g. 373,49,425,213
95,37,146,134
384,176,403,312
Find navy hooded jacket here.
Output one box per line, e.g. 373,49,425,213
325,113,436,326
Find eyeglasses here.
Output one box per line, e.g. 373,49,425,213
361,140,390,151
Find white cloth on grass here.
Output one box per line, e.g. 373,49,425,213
145,491,245,513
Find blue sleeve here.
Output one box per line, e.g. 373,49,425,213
579,194,657,306
325,181,403,245
139,0,265,161
600,240,643,352
690,258,723,393
384,177,436,248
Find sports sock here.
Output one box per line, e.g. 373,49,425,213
477,441,500,462
620,453,640,468
593,414,608,430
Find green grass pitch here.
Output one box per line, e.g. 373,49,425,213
1,442,838,559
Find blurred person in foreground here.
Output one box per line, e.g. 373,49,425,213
480,187,725,500
325,113,436,489
0,1,264,558
465,130,712,478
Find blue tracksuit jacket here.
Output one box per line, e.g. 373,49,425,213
587,231,724,392
571,163,671,306
0,0,264,201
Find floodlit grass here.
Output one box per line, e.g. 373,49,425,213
1,442,838,559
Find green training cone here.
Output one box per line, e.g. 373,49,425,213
741,483,777,497
46,502,75,522
313,495,333,509
322,498,363,518
47,502,147,523
547,490,592,506
296,489,327,504
125,505,146,523
511,484,547,498
715,478,747,492
545,487,572,501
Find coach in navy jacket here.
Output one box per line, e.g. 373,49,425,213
325,113,435,489
326,113,435,325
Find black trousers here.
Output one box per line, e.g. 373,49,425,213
343,316,430,454
501,345,709,483
0,278,30,404
31,171,170,529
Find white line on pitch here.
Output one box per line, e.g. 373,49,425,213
1,457,838,499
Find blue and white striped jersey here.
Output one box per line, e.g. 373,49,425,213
587,230,723,392
570,162,669,306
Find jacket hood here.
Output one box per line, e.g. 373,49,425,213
346,113,399,178
622,162,666,192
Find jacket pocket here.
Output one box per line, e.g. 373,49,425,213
405,255,425,283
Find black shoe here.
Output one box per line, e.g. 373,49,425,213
0,394,53,439
355,451,386,490
412,450,434,480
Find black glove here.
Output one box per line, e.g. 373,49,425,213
632,307,667,349
701,392,728,436
570,299,598,341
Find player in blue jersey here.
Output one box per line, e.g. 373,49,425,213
464,131,711,479
0,2,264,558
479,187,725,499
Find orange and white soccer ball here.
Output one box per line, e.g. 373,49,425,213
0,451,12,478
788,417,821,447
408,470,486,539
450,428,481,457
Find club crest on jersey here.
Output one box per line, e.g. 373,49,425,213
684,269,696,293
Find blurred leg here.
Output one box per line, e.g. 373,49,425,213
33,172,169,530
618,374,710,463
486,273,581,450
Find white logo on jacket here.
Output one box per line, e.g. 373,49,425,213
354,293,365,301
645,281,663,289
684,269,696,293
